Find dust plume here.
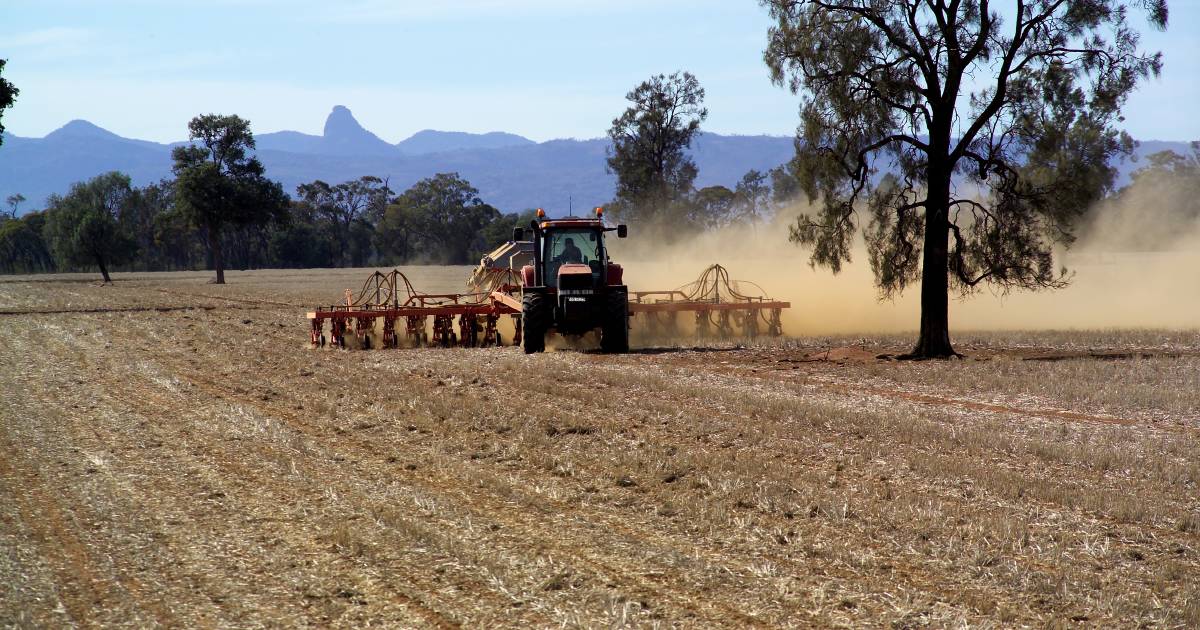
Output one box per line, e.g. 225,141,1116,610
607,191,1200,337
1076,169,1200,254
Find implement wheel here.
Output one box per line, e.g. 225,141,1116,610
522,292,547,354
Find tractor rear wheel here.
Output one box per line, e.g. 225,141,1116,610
522,292,547,354
601,290,629,353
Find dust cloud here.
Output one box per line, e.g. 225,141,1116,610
606,191,1200,336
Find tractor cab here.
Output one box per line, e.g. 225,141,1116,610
513,208,630,353
544,227,601,289
513,209,628,291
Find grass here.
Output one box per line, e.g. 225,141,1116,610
0,268,1197,627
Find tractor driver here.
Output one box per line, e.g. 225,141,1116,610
556,237,584,264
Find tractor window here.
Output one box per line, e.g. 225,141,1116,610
544,229,602,287
548,230,599,264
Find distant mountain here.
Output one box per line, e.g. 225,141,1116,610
253,108,535,158
45,119,162,151
0,106,1191,216
397,129,535,155
0,106,793,214
1,120,171,202
319,105,395,156
254,130,324,155
256,105,394,156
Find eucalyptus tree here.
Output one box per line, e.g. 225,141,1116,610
172,114,288,284
606,71,708,225
762,0,1167,357
377,173,500,264
42,172,138,282
296,175,390,267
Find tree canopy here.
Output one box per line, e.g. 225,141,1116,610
606,71,708,226
172,114,288,283
296,176,390,267
42,172,138,282
762,0,1168,357
5,193,25,219
377,173,501,264
1083,142,1200,250
0,59,17,148
0,211,54,274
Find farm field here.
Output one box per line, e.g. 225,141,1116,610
1,268,1198,628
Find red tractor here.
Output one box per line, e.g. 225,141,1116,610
514,208,629,353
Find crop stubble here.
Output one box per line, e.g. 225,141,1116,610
1,270,1198,628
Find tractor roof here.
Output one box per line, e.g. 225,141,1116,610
540,217,606,229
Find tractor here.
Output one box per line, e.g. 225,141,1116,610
514,207,629,354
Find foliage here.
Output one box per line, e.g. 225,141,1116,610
734,170,772,224
172,114,289,283
769,163,801,204
152,207,206,271
377,173,501,264
296,176,390,266
268,219,335,269
5,193,25,219
606,71,707,225
118,180,185,271
1084,142,1200,249
1122,144,1200,219
374,198,421,264
41,172,138,281
762,0,1167,356
479,208,540,251
0,211,54,274
0,59,17,148
1,164,530,275
690,186,738,230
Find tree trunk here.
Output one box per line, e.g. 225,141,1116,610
909,164,958,359
207,222,226,284
97,256,112,284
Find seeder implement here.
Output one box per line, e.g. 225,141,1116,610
306,269,523,349
307,263,790,349
628,264,787,339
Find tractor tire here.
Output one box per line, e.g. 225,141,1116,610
601,290,630,354
522,292,547,354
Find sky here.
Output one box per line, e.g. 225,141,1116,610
1,0,1198,144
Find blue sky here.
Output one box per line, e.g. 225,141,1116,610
2,0,1197,143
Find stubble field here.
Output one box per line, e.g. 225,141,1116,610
1,268,1198,628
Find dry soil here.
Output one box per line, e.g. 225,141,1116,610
1,269,1198,628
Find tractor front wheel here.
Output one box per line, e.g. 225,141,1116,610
522,292,548,354
601,290,629,353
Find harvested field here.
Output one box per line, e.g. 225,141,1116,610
1,269,1198,628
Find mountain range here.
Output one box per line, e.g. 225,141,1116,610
0,105,1190,216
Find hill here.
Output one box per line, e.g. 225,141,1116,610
0,106,1189,215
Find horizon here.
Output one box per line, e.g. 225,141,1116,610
2,0,1199,144
10,104,1200,146
3,107,802,145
